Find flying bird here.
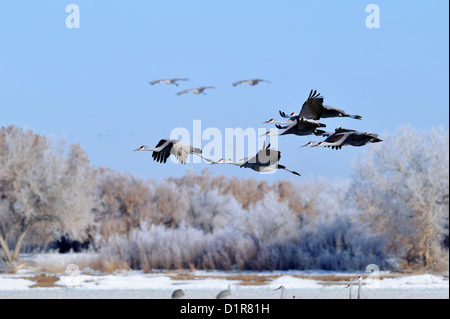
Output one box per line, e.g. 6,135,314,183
262,117,326,137
302,128,382,150
232,79,270,87
176,86,215,96
226,141,301,176
149,78,188,86
278,89,362,120
133,139,202,164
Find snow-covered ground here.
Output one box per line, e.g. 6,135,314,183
0,269,448,299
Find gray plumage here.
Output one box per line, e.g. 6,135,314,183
176,86,215,95
171,289,185,299
149,78,188,86
263,117,326,137
239,141,301,176
302,128,382,150
279,89,362,120
232,79,270,86
216,285,231,299
274,286,287,299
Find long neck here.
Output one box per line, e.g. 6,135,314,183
358,280,361,299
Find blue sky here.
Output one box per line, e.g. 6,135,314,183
1,1,448,183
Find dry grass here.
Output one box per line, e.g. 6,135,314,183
168,271,407,286
22,274,62,288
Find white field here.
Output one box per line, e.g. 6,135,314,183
0,254,448,299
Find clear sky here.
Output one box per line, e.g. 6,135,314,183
1,1,448,183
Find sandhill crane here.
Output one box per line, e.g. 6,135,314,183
279,89,362,120
133,139,202,164
274,286,287,299
232,79,270,87
357,276,362,299
344,284,352,299
149,78,188,86
262,117,326,137
302,129,382,150
210,142,300,176
242,141,301,176
171,289,185,299
176,86,215,95
297,89,325,120
281,105,361,120
216,285,231,299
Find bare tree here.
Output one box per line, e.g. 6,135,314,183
0,126,97,271
350,125,449,270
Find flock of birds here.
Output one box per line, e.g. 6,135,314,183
171,277,365,299
135,78,382,177
149,77,270,95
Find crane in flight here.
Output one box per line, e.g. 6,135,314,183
302,128,382,150
211,141,301,176
262,117,326,137
149,78,188,86
278,89,362,120
176,86,215,95
133,139,202,164
232,79,271,87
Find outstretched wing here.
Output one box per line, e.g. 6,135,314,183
149,79,163,85
176,89,192,95
151,139,172,163
298,89,324,120
171,78,189,82
254,148,280,167
324,132,351,145
279,110,289,118
232,80,246,86
170,141,191,164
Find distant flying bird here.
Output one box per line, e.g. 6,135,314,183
302,128,382,150
133,139,202,164
216,285,231,299
176,86,215,95
171,289,185,299
149,78,188,86
262,117,326,137
274,286,287,299
232,79,271,87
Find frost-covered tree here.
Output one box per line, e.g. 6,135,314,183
95,169,157,240
350,125,449,270
0,126,97,271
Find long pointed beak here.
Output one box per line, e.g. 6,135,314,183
262,120,271,124
133,148,140,152
300,143,309,148
259,132,270,137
